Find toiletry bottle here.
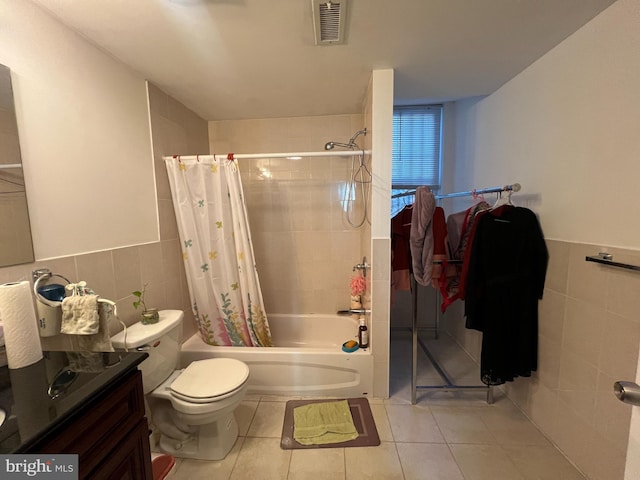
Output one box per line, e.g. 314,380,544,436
358,316,369,349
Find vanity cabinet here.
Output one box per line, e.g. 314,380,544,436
27,369,152,479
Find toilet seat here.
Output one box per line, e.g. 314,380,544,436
170,358,250,404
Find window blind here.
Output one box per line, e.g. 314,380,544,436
392,105,442,189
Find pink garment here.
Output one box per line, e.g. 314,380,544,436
410,186,436,286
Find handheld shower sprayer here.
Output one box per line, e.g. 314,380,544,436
322,128,371,228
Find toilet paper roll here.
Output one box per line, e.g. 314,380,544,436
0,281,43,369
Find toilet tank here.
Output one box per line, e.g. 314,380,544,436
111,309,184,394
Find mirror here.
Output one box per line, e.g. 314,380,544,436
0,63,34,266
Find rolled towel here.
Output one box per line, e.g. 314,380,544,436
60,295,100,335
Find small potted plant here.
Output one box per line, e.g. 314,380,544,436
133,284,159,325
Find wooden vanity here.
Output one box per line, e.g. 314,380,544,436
0,351,152,479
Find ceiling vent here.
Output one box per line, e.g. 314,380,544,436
312,0,348,45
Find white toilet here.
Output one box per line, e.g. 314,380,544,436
111,309,250,461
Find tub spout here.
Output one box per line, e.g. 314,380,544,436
337,309,371,315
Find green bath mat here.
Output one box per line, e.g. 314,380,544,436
281,397,381,449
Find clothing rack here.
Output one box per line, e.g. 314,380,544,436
393,183,521,200
410,183,521,405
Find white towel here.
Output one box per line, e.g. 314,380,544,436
61,295,100,335
70,302,115,352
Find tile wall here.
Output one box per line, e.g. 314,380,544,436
0,84,207,346
208,114,367,315
442,239,640,480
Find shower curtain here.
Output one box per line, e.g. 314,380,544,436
165,156,272,347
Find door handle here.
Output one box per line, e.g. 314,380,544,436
614,381,640,406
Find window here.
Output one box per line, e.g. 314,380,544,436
391,105,443,216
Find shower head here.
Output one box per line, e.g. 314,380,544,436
324,128,367,151
324,141,353,150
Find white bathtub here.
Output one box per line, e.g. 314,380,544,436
180,314,373,397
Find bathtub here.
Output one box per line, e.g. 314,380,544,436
180,313,374,397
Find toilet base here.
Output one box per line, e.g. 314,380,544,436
157,412,239,461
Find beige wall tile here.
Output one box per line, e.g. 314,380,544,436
567,243,608,308
606,264,640,321
139,242,164,286
545,239,570,294
598,310,640,380
527,382,559,442
158,198,179,241
558,349,598,424
593,370,632,453
75,250,116,301
113,246,142,301
561,297,605,365
537,335,562,390
538,288,565,348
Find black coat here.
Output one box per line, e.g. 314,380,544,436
463,206,548,386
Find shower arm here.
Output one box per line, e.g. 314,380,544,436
324,128,367,151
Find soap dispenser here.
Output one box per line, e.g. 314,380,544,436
358,316,369,349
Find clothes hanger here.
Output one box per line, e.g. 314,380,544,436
491,190,513,209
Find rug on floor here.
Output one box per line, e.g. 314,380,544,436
281,397,380,450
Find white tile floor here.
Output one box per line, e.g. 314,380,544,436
164,330,587,479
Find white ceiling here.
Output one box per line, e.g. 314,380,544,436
31,0,616,121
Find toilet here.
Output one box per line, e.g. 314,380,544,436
111,309,249,461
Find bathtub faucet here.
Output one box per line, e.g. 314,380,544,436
353,256,370,277
337,309,371,315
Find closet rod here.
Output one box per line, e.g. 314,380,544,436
392,183,521,199
163,150,370,162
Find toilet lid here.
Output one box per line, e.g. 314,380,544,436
170,358,249,403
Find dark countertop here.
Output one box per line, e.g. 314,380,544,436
0,351,147,453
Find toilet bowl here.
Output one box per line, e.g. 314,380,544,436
111,310,250,461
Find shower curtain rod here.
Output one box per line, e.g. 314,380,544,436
391,183,521,200
163,150,371,162
0,164,22,170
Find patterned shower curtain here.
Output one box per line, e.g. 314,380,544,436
165,156,272,347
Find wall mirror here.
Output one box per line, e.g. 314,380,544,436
0,63,34,266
